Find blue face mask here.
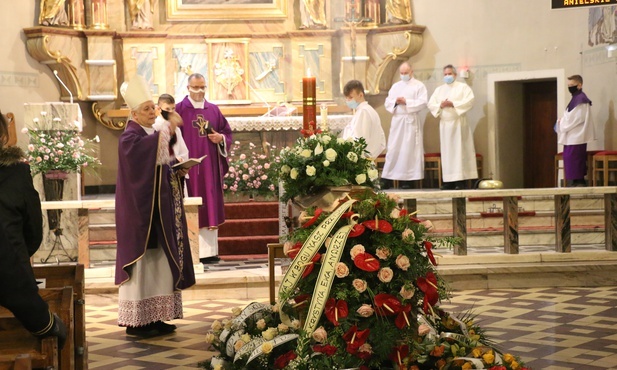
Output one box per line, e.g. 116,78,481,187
346,100,360,110
444,75,455,84
400,74,411,82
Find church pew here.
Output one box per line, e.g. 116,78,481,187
0,318,58,370
32,265,86,370
0,287,72,370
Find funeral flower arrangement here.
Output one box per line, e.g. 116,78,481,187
223,141,280,199
201,133,529,370
275,132,379,203
22,111,100,176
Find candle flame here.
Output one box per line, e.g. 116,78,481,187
306,68,312,77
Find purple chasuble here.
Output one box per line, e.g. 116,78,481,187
176,96,232,228
114,121,195,289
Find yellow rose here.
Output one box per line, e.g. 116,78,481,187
503,354,514,363
462,363,473,370
261,342,274,354
471,347,483,358
511,361,520,370
290,168,299,179
205,333,216,343
262,327,278,340
231,307,242,317
301,149,312,158
482,352,495,364
241,333,251,343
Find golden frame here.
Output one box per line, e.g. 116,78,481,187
166,0,287,21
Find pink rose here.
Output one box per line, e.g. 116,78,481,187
352,279,367,293
402,228,415,243
335,262,349,278
350,244,366,260
356,304,374,317
375,247,391,260
395,254,411,271
377,267,394,283
418,323,431,336
400,285,415,299
421,220,435,232
312,326,328,343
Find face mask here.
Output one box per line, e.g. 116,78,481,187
400,74,411,82
346,100,360,110
568,86,579,94
444,75,455,84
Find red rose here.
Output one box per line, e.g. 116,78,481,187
312,344,337,356
273,350,297,369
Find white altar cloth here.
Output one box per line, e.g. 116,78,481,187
227,115,353,132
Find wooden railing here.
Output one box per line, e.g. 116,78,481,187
395,187,617,255
40,197,203,267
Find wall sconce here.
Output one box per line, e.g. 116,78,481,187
460,68,470,79
606,44,617,58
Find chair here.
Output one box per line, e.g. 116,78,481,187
267,243,285,304
476,153,483,179
424,153,442,188
555,152,564,187
592,151,617,186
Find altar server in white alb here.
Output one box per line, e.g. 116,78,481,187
428,64,478,190
381,62,428,189
341,80,386,160
556,74,595,187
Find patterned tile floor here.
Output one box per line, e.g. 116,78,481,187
85,286,617,370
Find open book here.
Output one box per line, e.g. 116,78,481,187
172,154,207,170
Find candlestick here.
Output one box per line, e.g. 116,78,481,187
320,103,328,132
302,69,317,135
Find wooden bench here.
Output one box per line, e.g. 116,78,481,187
33,265,86,370
0,286,73,370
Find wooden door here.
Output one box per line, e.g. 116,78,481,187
523,81,558,188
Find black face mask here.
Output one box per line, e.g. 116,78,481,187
568,86,579,94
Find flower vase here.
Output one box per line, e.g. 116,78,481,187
42,170,68,233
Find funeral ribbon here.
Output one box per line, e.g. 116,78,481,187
303,220,355,334
278,198,356,326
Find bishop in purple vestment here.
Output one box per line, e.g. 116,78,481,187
176,73,232,262
115,75,194,337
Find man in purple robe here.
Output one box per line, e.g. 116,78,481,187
115,75,195,338
556,75,596,187
176,73,232,264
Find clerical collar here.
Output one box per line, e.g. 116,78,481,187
189,96,205,109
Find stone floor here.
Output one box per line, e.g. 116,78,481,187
84,280,617,369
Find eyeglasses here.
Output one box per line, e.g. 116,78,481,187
188,86,206,93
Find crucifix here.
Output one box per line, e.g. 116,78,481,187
344,0,365,60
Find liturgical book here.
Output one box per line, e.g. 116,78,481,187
172,154,207,169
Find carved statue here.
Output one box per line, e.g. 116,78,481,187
127,0,156,30
299,0,327,29
385,0,412,24
39,0,69,26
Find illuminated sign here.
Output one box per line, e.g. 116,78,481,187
552,0,617,9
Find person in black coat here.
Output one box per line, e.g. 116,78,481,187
0,111,66,348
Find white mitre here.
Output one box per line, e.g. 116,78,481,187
120,75,152,110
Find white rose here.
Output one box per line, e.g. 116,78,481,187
355,174,367,184
231,307,242,317
241,333,252,343
337,137,346,144
211,320,222,331
325,148,337,161
301,149,312,158
205,333,216,343
368,168,379,180
314,143,324,155
321,135,332,144
290,168,299,179
323,160,330,167
306,165,316,176
281,165,291,174
347,152,359,163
